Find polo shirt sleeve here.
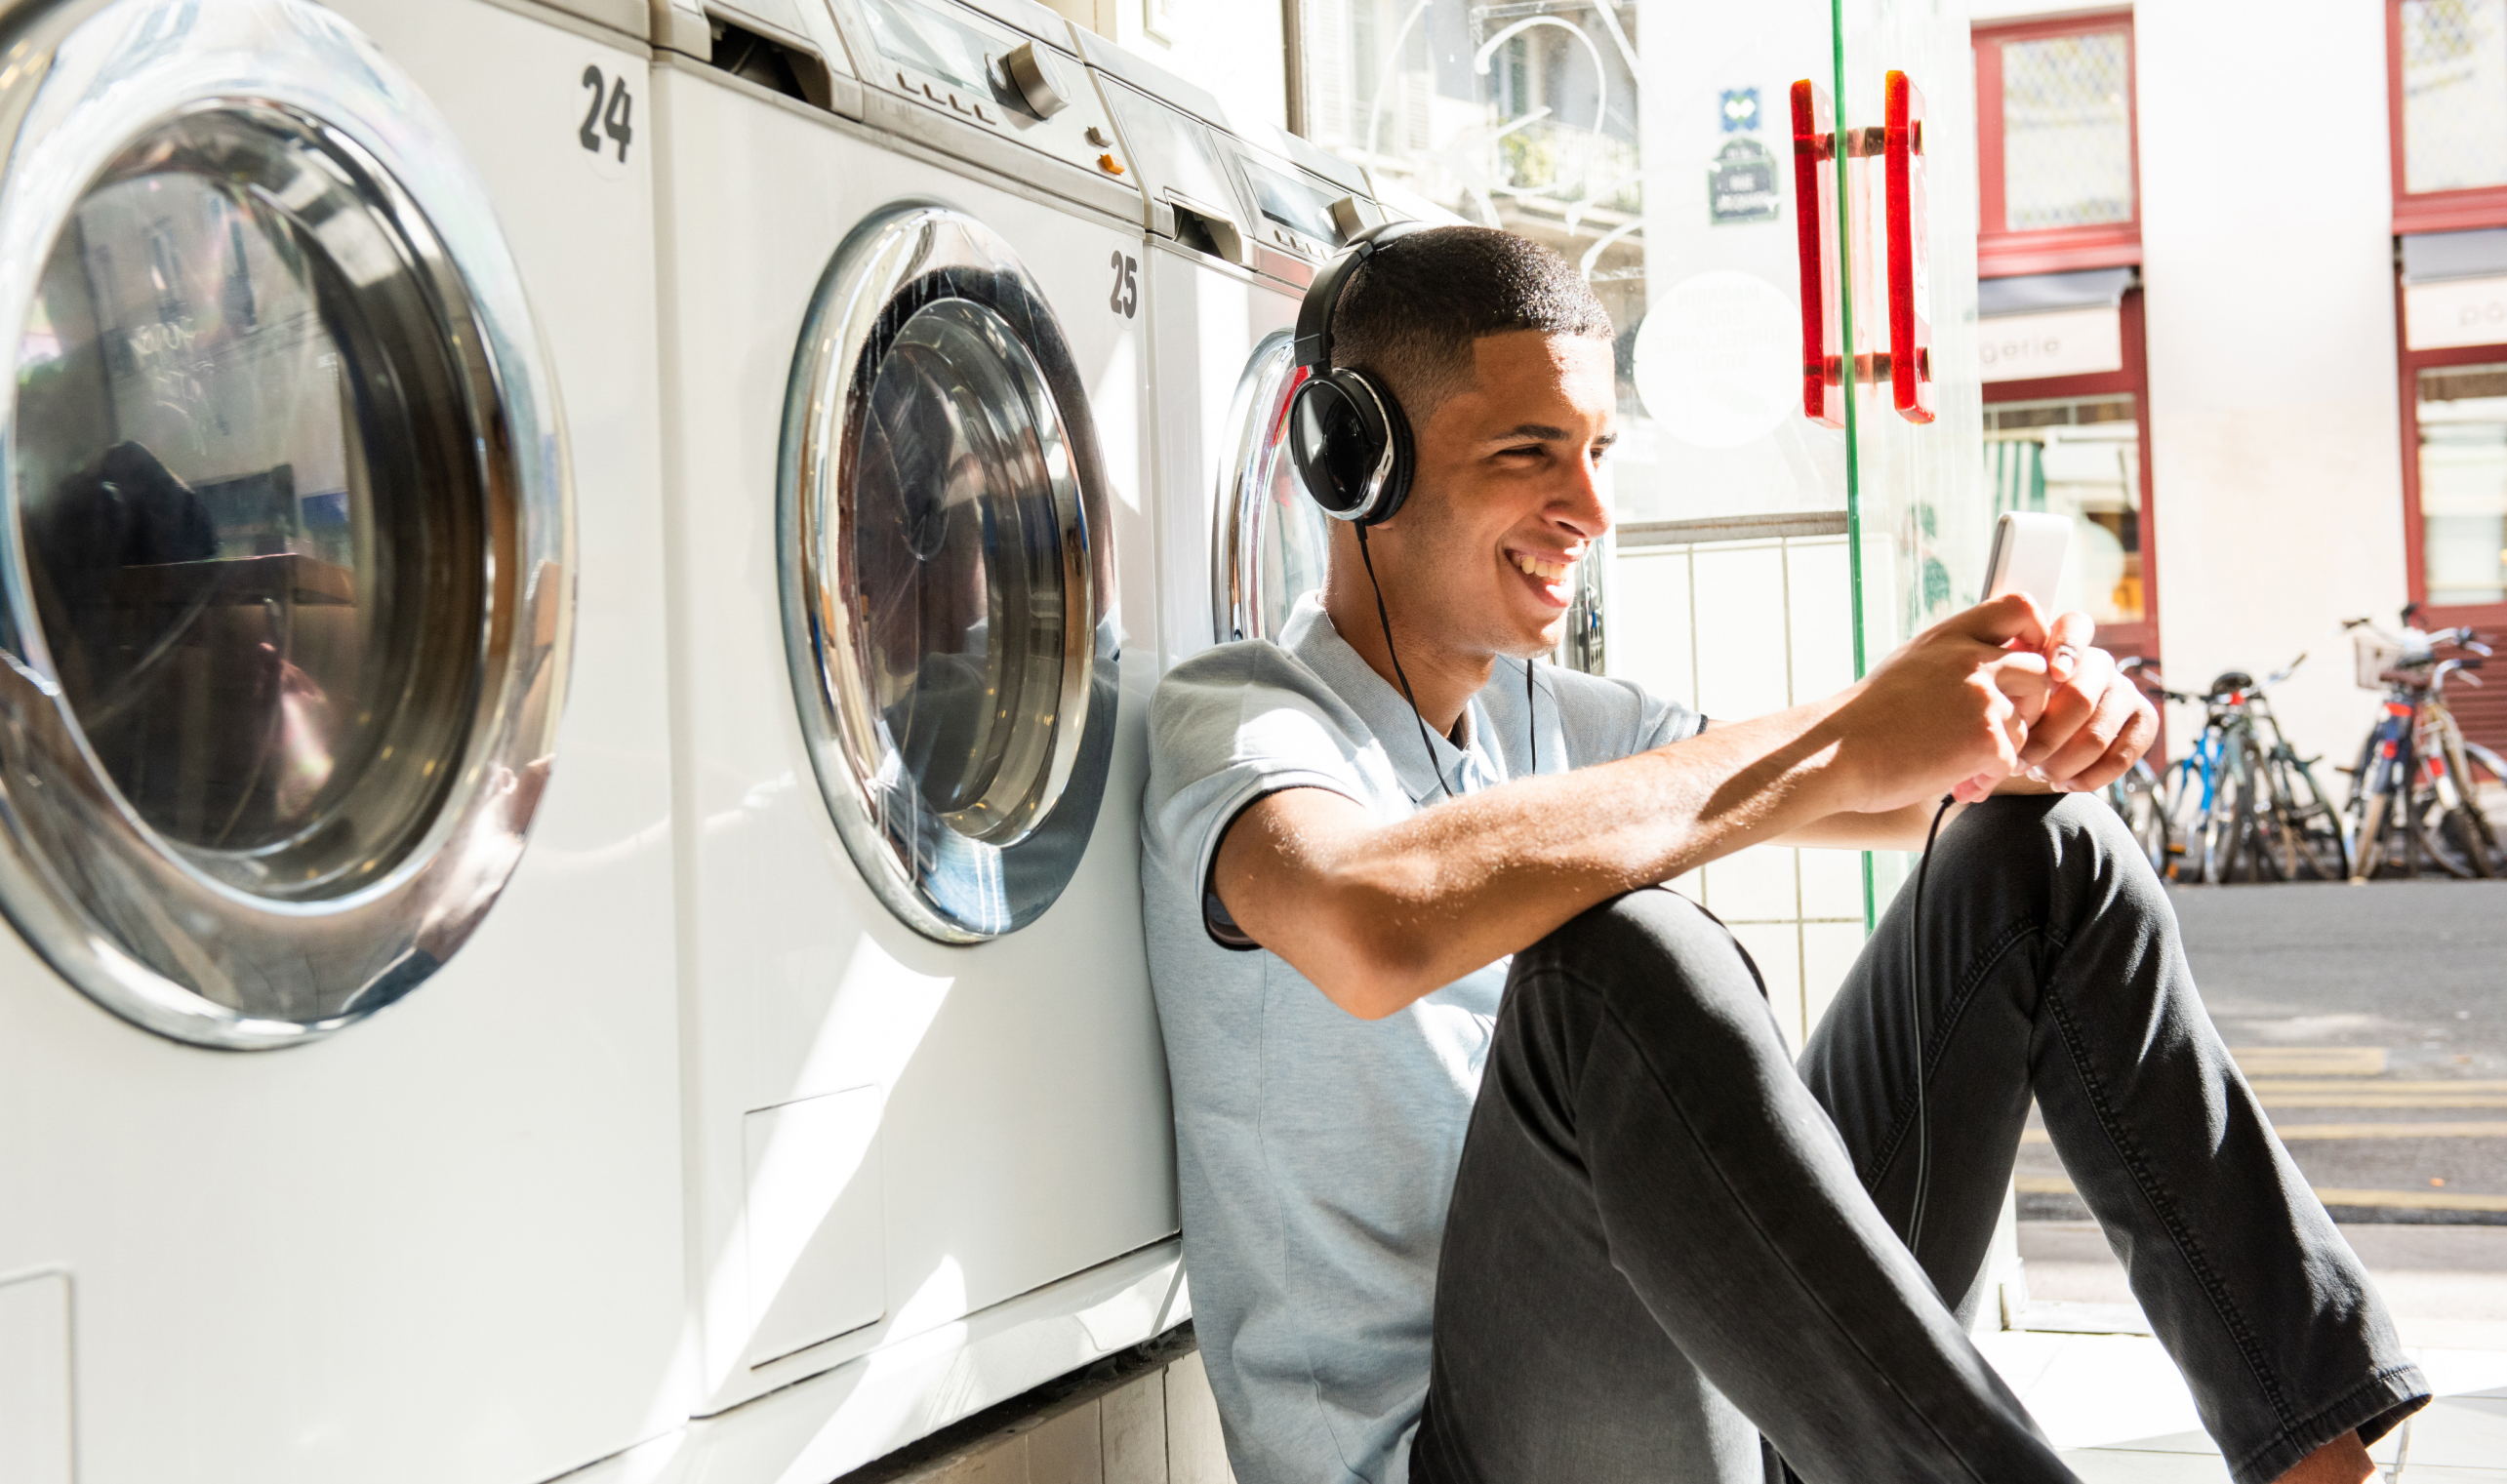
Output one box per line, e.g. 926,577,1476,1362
1144,643,1374,951
1635,685,1709,752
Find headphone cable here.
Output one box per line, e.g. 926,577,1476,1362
1356,524,1454,799
1526,656,1538,777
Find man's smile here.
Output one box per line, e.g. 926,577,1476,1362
1506,546,1581,608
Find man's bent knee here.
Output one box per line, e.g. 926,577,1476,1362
1508,888,1789,1055
1932,791,2157,902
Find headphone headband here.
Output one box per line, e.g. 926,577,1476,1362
1291,220,1429,373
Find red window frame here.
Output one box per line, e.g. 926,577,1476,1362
1980,289,2160,666
2394,311,2507,637
2387,0,2507,234
1973,12,2141,278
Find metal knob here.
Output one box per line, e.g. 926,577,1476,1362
1002,41,1067,118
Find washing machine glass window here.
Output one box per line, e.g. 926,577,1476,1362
1216,330,1331,643
20,112,474,879
0,0,572,1048
783,206,1118,943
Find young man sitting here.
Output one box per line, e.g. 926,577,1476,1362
1140,225,2425,1484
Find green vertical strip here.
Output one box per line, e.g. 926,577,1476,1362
1832,0,1879,934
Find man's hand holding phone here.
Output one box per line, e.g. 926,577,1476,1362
1996,606,2157,800
1952,511,2156,801
1834,512,2159,813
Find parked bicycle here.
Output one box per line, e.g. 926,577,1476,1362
2341,610,2504,880
2140,657,2347,884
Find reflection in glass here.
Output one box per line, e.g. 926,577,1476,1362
2417,363,2507,605
852,297,1075,848
1997,31,2134,231
14,111,480,896
2402,0,2507,195
1984,396,2143,624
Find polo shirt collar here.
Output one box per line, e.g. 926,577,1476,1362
1277,593,1504,805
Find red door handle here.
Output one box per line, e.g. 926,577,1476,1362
1790,79,1842,428
1884,70,1935,424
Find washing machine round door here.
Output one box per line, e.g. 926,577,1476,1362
1215,330,1332,644
0,0,571,1047
783,206,1117,943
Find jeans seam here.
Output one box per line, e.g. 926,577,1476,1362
2222,1362,2425,1484
2040,979,2297,1430
1862,914,2039,1194
1564,966,2000,1483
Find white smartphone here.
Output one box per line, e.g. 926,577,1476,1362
1983,510,2072,608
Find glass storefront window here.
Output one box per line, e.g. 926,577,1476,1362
1297,0,1838,529
1997,31,2133,230
1983,395,2144,625
2400,0,2507,196
2417,363,2507,605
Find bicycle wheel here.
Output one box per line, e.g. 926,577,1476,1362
2411,748,2491,880
2350,788,2390,880
2469,742,2507,873
2202,751,2252,885
2105,759,2170,875
2244,742,2300,882
2416,782,2487,878
2163,755,2208,881
2267,748,2350,880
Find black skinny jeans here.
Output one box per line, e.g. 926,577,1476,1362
1409,794,2427,1484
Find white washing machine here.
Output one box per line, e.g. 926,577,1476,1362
0,1,685,1483
1069,34,1387,668
644,0,1179,1468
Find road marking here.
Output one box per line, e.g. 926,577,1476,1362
2256,1096,2507,1109
2271,1121,2507,1139
2229,1047,2387,1076
2023,1121,2507,1142
2248,1080,2507,1094
2016,1175,2507,1214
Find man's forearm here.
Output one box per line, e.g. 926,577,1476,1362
1769,774,2061,853
1219,690,1874,1015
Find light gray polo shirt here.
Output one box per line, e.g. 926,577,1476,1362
1141,593,1703,1484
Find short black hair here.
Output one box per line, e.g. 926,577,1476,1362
1330,225,1614,418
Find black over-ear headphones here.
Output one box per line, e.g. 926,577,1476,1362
1287,221,1430,528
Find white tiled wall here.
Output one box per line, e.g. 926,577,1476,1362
1608,535,1868,1052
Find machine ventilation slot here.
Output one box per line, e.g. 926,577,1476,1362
706,15,835,111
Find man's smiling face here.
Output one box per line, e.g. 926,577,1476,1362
1363,328,1617,662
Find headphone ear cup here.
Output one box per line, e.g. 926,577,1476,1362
1286,369,1411,526
1365,375,1415,527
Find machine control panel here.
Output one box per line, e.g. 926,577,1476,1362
824,0,1133,189
1215,136,1384,284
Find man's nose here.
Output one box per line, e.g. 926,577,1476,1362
1553,453,1610,537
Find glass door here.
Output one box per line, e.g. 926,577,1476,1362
1291,0,1988,1044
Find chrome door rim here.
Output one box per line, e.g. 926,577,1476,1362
1214,329,1328,644
0,0,573,1047
781,203,1118,943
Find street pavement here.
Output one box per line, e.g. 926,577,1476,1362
2017,878,2507,1223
